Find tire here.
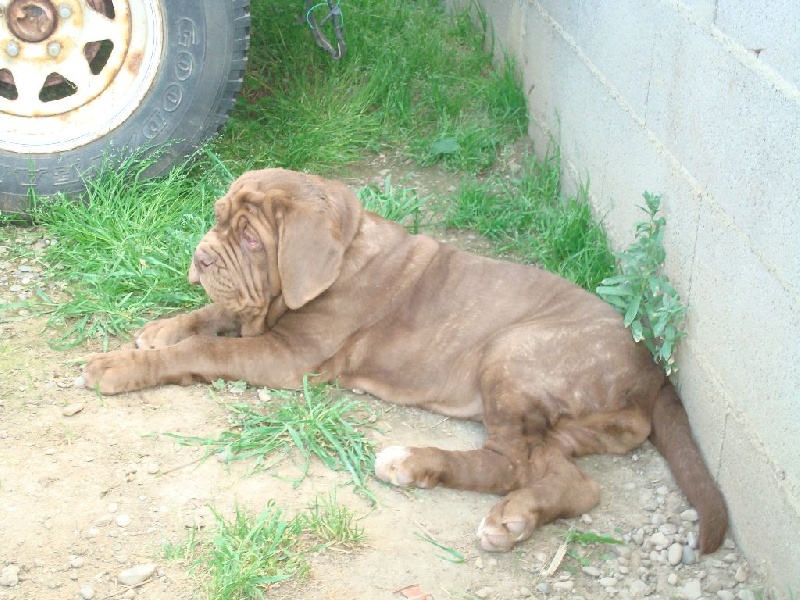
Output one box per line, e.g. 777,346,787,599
0,0,250,213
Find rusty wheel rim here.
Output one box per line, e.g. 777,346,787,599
0,0,163,153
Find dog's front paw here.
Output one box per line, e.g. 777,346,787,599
135,316,191,349
83,350,147,395
374,446,426,488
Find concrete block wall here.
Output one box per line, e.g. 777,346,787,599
453,0,800,592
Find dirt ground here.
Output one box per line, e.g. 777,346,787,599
0,158,767,600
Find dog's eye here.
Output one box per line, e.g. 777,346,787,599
242,228,262,251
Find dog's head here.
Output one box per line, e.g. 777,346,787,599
190,168,363,336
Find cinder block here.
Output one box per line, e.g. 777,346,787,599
645,10,800,284
688,209,800,488
716,0,800,89
718,414,800,590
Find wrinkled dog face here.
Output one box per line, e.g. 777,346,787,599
189,184,282,336
188,169,362,336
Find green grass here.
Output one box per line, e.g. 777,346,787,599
214,0,527,174
27,151,230,349
4,0,615,344
444,148,616,290
358,175,428,233
299,491,366,548
202,503,308,599
165,496,366,598
165,377,377,498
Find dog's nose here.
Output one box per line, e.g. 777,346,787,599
194,248,215,271
188,248,215,284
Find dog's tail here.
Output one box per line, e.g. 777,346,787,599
649,381,728,553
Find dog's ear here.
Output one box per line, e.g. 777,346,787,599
277,202,346,310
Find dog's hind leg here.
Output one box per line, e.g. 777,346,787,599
475,444,600,551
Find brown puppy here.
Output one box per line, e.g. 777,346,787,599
84,168,728,553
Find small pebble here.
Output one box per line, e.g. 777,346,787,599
70,556,85,568
0,565,19,587
668,543,684,565
632,528,645,546
717,592,735,600
682,545,697,565
650,532,670,548
681,509,699,522
80,585,95,599
115,514,132,527
668,573,679,586
734,565,748,583
536,582,550,594
599,577,617,587
630,579,649,598
659,523,678,536
474,587,492,599
686,531,698,549
61,402,85,416
581,566,602,577
553,581,574,592
681,579,703,600
118,563,157,586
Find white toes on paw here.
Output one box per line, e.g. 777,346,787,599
374,446,414,486
476,517,525,552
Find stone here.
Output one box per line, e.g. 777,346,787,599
115,514,132,527
118,563,157,586
80,584,95,599
650,532,670,548
0,565,19,587
680,509,699,522
668,543,684,566
630,579,650,598
61,402,85,416
681,579,703,600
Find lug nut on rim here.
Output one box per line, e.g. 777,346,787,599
58,3,71,18
47,41,61,57
6,40,20,57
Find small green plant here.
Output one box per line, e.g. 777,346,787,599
563,529,623,569
162,526,200,562
358,176,428,233
166,377,376,497
596,192,687,375
165,496,367,598
201,503,307,599
300,491,365,548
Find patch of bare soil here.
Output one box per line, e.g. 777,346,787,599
0,156,765,600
